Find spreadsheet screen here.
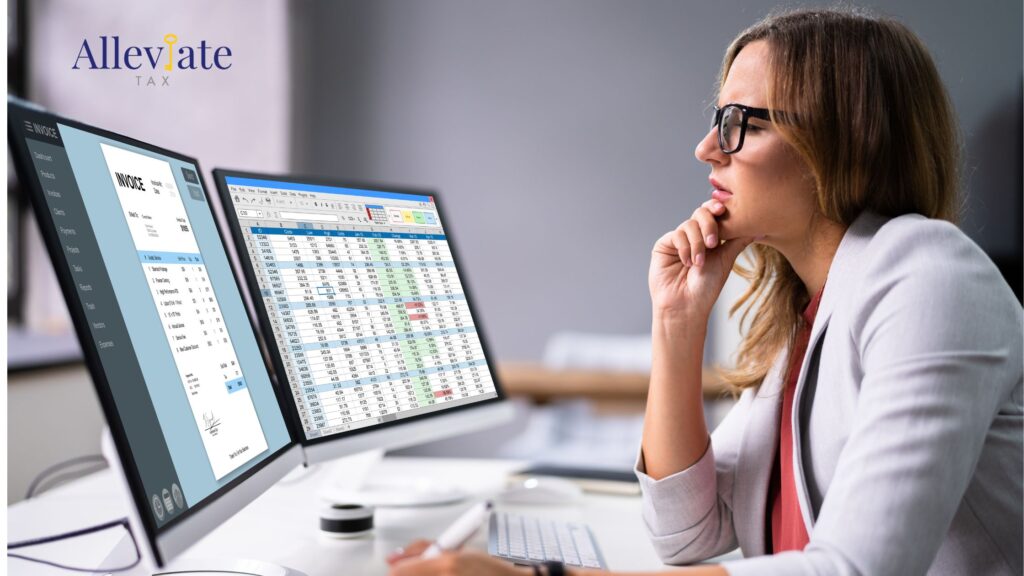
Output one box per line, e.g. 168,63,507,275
224,176,499,439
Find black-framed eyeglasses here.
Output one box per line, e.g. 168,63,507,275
710,103,775,154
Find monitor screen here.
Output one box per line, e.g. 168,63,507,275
217,174,501,442
7,104,293,535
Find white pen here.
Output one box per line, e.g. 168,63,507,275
422,500,493,558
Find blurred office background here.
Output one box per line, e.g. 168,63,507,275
8,0,1022,502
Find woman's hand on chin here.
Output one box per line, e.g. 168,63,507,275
649,199,754,321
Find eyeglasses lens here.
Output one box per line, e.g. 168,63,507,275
720,106,742,153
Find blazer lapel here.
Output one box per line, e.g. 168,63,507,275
733,346,788,556
789,210,889,532
802,210,888,380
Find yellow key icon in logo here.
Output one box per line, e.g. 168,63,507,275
164,34,178,71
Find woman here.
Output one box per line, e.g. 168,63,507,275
388,8,1023,576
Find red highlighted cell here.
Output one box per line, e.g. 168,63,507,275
408,314,429,321
405,301,426,309
434,389,453,398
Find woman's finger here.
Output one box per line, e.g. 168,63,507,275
389,553,456,576
690,206,720,249
653,227,691,267
389,551,528,576
671,228,692,267
652,229,678,257
386,540,433,565
702,199,726,216
682,220,706,267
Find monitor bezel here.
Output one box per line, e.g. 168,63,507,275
211,168,509,451
7,99,302,567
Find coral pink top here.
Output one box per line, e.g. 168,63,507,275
769,284,824,553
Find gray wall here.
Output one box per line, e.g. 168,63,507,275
21,0,292,332
291,0,1023,361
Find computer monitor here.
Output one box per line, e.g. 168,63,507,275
211,170,514,467
7,98,304,570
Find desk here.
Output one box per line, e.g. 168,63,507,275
497,363,734,405
8,456,741,575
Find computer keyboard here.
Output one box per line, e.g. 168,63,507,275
488,511,607,569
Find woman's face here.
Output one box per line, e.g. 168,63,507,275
695,40,818,244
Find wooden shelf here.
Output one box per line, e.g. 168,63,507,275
496,362,733,403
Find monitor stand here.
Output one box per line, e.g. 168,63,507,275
99,429,306,576
319,449,468,507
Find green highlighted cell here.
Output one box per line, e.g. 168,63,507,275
368,238,390,261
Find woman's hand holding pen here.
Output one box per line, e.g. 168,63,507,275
386,540,530,576
648,199,754,322
387,501,531,576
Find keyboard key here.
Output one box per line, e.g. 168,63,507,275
540,520,562,561
570,525,602,568
496,514,509,556
525,518,545,560
556,523,581,565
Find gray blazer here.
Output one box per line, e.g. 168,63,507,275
636,211,1023,575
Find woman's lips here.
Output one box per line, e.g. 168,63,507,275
711,189,734,202
709,178,732,201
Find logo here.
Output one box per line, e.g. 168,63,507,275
72,34,232,87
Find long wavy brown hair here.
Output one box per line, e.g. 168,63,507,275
719,8,961,391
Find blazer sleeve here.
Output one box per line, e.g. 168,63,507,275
634,384,754,564
720,219,1024,576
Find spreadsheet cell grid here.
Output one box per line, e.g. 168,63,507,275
231,184,497,437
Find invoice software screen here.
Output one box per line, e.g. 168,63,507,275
16,119,289,528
